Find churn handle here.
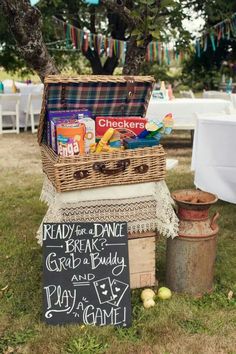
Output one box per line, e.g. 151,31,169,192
210,212,220,231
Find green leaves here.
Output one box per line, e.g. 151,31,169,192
160,0,176,8
128,0,186,44
138,0,155,4
131,28,142,36
150,30,160,40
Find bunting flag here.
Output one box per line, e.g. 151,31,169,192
83,0,99,4
210,33,216,51
196,39,201,57
195,12,236,57
66,23,71,49
51,13,236,63
52,16,184,65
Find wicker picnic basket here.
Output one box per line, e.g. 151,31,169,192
38,75,166,192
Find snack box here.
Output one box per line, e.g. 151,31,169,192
51,117,77,152
78,117,95,153
47,109,92,146
95,116,148,141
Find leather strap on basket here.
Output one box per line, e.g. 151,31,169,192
93,159,130,176
124,76,135,101
60,85,67,109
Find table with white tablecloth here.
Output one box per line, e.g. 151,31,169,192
146,98,234,129
191,114,236,204
230,94,236,109
202,91,236,109
2,80,43,128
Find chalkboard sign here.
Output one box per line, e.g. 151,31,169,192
43,222,131,327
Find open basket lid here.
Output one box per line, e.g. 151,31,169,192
38,75,155,144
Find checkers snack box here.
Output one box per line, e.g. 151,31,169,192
96,116,148,141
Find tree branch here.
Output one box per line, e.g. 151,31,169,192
90,6,96,33
103,56,119,74
0,0,59,81
123,36,147,75
84,7,127,75
100,0,138,28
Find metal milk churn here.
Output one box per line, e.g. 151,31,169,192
166,189,219,297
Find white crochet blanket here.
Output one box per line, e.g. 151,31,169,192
36,176,179,244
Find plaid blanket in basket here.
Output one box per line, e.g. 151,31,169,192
46,82,151,117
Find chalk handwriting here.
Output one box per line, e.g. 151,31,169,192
93,223,126,238
43,222,131,326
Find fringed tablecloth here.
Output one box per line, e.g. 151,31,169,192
37,175,178,245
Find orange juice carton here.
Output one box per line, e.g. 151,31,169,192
56,121,85,157
95,116,148,141
78,117,95,153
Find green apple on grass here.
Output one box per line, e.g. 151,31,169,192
157,287,172,300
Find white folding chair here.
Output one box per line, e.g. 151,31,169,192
0,94,20,134
166,159,178,170
180,90,195,98
203,90,231,101
24,92,43,133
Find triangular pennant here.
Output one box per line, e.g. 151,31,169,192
66,23,71,49
122,41,126,64
83,32,89,52
210,33,216,51
109,38,114,57
203,36,208,51
196,40,201,57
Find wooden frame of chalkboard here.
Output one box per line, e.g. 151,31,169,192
42,222,132,327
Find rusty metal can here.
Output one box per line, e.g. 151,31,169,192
166,189,219,297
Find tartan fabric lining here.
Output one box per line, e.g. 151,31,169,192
46,82,151,117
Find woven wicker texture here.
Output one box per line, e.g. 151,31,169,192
44,75,155,83
41,143,166,192
38,75,154,144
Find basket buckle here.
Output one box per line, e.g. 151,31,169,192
73,170,89,180
125,76,135,101
134,164,149,174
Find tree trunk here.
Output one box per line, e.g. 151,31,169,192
1,0,59,82
123,37,147,75
83,48,119,75
79,9,126,75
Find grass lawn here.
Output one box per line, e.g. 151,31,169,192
0,132,235,354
